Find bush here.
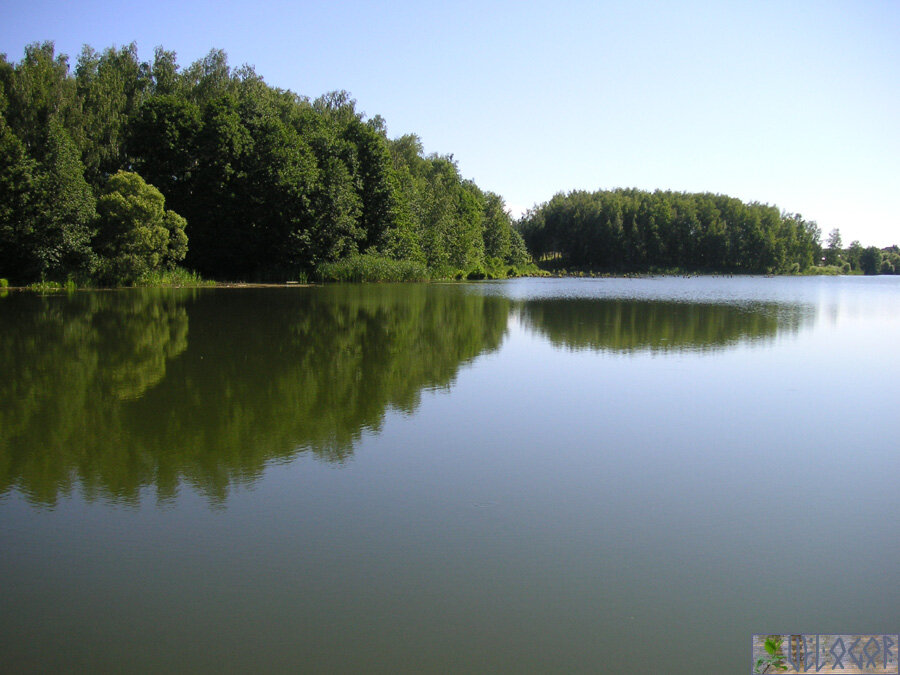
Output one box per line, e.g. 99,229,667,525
94,171,188,285
807,264,842,276
0,278,8,288
466,265,487,280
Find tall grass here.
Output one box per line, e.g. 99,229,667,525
26,279,78,293
134,267,215,287
316,254,429,282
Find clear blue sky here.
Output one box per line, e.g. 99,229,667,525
3,0,898,246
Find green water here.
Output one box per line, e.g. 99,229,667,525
1,278,898,672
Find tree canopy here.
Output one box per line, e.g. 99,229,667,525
0,41,526,284
517,188,823,274
1,41,893,284
94,170,187,283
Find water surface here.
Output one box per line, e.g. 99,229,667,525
1,277,898,672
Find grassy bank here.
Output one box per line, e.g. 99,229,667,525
315,254,541,283
132,268,216,287
315,254,430,282
2,268,215,293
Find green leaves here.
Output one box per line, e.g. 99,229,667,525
2,41,530,282
754,636,788,673
128,94,202,199
95,171,188,284
860,246,883,275
518,189,823,274
0,115,95,283
75,43,149,185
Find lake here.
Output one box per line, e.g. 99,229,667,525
1,277,898,673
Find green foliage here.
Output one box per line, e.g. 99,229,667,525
507,227,531,267
886,251,900,275
26,279,77,293
0,116,36,282
127,94,202,200
806,264,843,275
2,42,529,284
94,170,188,284
482,191,513,261
0,115,96,283
824,228,843,266
518,189,822,274
860,246,882,275
384,135,526,277
133,267,213,287
466,264,487,280
754,636,788,673
76,43,150,186
0,42,82,156
3,41,888,283
31,120,98,279
846,240,863,271
0,278,8,288
316,253,429,282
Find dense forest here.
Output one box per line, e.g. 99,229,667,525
2,42,896,286
518,189,818,273
517,189,900,274
519,188,810,274
517,189,898,276
0,42,528,285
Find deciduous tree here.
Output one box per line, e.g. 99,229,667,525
94,170,187,283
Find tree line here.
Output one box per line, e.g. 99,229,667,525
0,42,528,285
2,42,894,285
517,188,827,274
518,189,900,276
821,227,900,275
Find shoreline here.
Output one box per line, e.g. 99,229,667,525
1,271,870,293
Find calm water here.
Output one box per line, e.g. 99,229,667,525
1,277,898,672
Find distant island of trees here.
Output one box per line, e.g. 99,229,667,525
0,41,896,287
518,189,898,276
